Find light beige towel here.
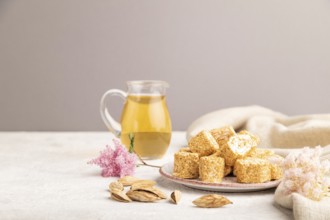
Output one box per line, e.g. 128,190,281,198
186,105,330,158
186,105,330,219
187,105,330,149
274,182,330,220
292,194,330,220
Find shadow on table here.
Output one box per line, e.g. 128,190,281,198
156,176,293,219
81,170,102,177
273,202,293,219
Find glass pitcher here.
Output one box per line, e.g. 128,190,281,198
100,80,172,159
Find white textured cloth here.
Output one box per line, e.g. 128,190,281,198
292,194,330,220
274,188,330,220
0,132,291,220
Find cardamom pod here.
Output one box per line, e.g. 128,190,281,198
111,189,132,203
130,180,156,190
109,181,124,192
118,176,141,186
170,190,181,204
131,186,167,199
192,194,232,208
126,190,161,202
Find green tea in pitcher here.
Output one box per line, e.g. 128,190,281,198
120,95,172,159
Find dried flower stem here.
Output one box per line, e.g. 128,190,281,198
129,133,161,169
134,150,161,168
129,133,135,153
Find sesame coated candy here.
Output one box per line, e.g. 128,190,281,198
188,131,219,157
173,152,199,179
199,156,225,183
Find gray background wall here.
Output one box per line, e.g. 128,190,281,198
0,0,330,131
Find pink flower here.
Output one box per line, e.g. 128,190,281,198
88,139,137,177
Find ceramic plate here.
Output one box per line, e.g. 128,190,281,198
159,162,281,192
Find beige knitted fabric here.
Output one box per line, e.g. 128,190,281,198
187,105,330,219
274,189,330,220
187,105,330,149
292,194,330,220
187,105,286,142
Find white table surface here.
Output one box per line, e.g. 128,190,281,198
0,132,293,220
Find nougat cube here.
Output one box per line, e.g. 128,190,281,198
222,131,259,166
224,165,232,177
266,154,284,180
235,157,271,183
179,147,192,153
210,149,221,157
199,156,224,183
210,126,236,155
238,130,260,143
248,148,274,159
188,131,219,157
173,152,199,179
209,151,232,176
269,164,283,180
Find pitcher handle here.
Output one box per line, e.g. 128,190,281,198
100,89,127,137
